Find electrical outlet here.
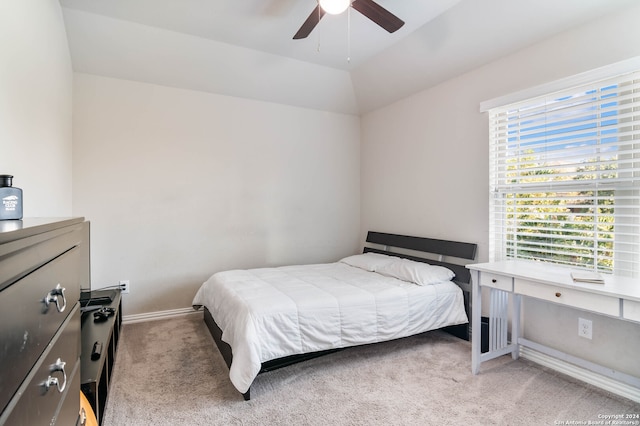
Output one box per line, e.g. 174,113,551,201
119,280,130,294
578,317,592,339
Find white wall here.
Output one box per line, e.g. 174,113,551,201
72,73,361,316
360,4,640,376
0,0,73,216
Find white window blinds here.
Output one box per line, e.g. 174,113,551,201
488,70,640,277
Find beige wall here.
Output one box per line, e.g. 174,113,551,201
72,74,361,316
360,4,640,376
0,0,73,216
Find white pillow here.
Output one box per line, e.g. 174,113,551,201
339,252,397,272
376,258,455,285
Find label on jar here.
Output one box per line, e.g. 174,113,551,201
2,195,18,211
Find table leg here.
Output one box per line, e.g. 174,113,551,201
471,270,481,374
512,294,521,360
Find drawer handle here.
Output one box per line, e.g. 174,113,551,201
555,292,562,298
43,284,67,313
43,358,67,393
492,279,497,283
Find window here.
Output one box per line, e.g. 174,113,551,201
485,66,640,277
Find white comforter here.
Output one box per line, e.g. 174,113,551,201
192,262,468,393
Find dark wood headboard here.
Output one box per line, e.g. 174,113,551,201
363,231,477,286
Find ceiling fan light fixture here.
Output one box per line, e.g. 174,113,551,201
319,0,350,15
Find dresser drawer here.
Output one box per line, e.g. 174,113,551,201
0,247,81,413
0,221,84,292
480,272,513,292
0,306,80,426
515,279,619,316
623,299,640,322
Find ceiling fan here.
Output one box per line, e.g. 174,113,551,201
293,0,405,40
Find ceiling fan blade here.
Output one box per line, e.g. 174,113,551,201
293,5,326,39
351,0,405,33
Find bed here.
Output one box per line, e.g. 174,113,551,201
192,231,477,400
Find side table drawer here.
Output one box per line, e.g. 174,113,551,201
480,272,513,292
515,279,619,316
623,299,640,322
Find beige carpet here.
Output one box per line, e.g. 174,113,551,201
102,314,639,425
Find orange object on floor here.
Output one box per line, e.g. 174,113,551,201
79,391,98,426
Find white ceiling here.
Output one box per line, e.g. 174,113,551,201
59,0,462,70
59,0,640,114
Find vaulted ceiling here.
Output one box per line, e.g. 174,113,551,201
60,0,638,114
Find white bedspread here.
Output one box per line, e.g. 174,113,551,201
192,262,468,393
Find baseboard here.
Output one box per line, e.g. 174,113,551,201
122,307,201,325
520,346,640,403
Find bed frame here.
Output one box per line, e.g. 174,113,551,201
203,231,478,400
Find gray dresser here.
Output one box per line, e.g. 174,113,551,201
0,218,89,425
